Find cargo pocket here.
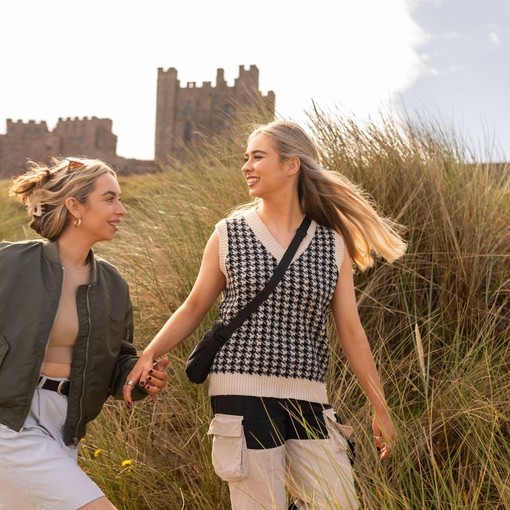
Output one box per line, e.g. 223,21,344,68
207,413,249,482
323,408,356,466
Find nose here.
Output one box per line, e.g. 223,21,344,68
242,160,252,174
117,201,127,215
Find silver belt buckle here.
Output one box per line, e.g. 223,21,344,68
57,380,66,395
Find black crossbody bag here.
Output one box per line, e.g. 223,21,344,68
185,216,311,384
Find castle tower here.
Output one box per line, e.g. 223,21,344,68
155,68,180,162
154,65,275,163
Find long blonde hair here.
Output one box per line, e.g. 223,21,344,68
243,120,406,270
10,156,116,241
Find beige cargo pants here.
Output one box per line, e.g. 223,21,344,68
208,408,359,510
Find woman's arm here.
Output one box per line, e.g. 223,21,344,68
331,247,396,459
123,230,226,405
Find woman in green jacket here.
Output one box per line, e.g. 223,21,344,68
0,157,168,510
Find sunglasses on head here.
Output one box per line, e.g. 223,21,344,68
65,157,86,173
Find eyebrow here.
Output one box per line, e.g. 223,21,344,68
101,190,120,197
245,149,268,157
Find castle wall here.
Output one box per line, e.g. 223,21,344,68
53,117,117,157
0,116,156,178
0,120,57,176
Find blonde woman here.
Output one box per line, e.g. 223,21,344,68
0,157,168,510
125,121,406,509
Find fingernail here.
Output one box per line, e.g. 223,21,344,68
145,384,150,390
147,376,152,381
139,381,145,386
148,369,153,374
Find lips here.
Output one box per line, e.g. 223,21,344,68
108,221,120,231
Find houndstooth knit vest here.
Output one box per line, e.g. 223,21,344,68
208,210,342,404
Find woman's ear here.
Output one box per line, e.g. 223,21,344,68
64,197,81,219
287,156,301,176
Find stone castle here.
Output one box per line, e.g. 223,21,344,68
0,65,275,178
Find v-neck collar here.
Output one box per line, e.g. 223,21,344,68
243,209,316,263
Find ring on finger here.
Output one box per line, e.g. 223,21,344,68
125,380,135,387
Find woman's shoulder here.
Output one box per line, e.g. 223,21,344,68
225,208,254,222
95,255,124,277
95,262,130,301
0,241,46,275
0,239,43,247
217,208,254,229
0,239,44,256
313,223,345,267
314,222,343,241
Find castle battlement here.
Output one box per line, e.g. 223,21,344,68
56,117,112,127
237,64,258,76
6,119,49,135
57,116,105,123
158,67,178,76
7,119,47,126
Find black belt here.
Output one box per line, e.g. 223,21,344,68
38,377,70,396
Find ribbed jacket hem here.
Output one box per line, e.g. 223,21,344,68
208,373,329,404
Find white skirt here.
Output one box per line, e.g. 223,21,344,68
0,381,104,510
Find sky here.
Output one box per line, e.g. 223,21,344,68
0,0,508,162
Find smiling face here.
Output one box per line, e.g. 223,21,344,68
242,133,294,200
75,172,127,244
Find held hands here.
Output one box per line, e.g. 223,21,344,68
372,412,396,461
123,353,169,408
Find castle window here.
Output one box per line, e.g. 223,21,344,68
186,101,193,116
184,121,192,144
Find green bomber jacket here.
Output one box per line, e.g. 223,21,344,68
0,240,146,445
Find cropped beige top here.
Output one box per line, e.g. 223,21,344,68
41,264,91,378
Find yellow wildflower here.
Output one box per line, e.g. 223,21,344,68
93,449,102,458
121,459,134,467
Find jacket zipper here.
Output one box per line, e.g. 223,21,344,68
72,283,93,447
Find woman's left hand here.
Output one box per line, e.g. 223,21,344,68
372,412,396,460
123,355,169,407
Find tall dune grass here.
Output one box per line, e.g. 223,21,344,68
1,110,508,509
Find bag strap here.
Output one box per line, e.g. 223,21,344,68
219,216,311,339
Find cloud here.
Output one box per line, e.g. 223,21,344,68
489,31,500,44
269,0,429,122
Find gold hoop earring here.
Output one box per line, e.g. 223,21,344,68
73,217,82,228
